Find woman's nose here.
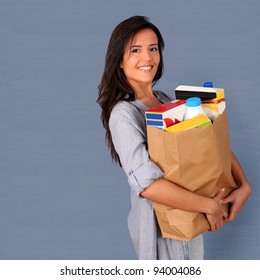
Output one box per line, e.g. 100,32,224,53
141,50,152,61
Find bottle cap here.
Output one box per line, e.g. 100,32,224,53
203,82,213,88
186,97,201,107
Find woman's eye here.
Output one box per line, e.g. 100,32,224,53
151,47,158,52
131,48,140,53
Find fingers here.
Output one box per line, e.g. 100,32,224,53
215,187,225,199
213,188,227,205
209,219,224,231
226,206,240,222
222,210,228,220
216,218,225,230
219,219,224,229
221,195,233,204
207,189,229,231
209,209,227,231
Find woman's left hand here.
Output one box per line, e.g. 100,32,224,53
221,182,251,222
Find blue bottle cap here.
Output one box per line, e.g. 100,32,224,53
203,82,213,88
186,97,201,107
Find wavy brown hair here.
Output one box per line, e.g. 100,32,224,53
97,16,165,166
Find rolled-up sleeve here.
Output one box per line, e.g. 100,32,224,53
109,103,163,195
128,160,163,194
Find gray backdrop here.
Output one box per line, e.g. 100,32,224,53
1,0,259,260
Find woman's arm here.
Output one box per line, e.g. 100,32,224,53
141,178,227,231
221,152,252,222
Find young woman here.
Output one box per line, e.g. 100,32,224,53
97,16,251,260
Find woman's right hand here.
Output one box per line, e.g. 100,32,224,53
206,188,228,231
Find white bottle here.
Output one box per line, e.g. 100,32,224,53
183,97,205,120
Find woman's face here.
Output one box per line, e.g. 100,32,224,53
120,28,160,90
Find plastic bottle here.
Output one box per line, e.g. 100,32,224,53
203,81,213,88
183,97,206,120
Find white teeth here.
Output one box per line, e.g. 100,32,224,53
138,66,152,71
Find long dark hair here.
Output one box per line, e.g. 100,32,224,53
97,16,165,165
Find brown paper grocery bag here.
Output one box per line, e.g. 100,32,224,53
147,110,237,240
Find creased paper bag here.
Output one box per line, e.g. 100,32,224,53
147,110,237,240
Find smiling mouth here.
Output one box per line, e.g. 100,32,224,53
137,65,153,72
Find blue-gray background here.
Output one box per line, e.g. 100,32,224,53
1,0,259,260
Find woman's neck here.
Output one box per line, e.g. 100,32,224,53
135,89,162,108
131,83,162,108
132,84,153,99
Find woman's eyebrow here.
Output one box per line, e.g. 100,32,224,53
130,45,142,48
130,43,158,48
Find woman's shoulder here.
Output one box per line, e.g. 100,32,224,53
110,101,137,122
112,100,134,113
